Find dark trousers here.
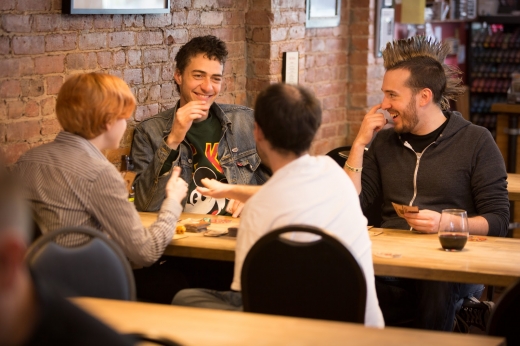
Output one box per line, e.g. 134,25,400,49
376,276,484,331
133,256,234,304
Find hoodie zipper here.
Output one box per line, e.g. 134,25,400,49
403,140,436,207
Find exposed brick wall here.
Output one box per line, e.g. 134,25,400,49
0,0,381,166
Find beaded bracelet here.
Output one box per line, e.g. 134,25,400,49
344,161,363,173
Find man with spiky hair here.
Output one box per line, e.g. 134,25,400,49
344,36,509,331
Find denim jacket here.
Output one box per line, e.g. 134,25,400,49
130,102,270,211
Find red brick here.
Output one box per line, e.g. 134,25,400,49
79,33,106,50
123,69,143,85
144,14,172,27
193,0,219,8
25,100,40,118
17,0,51,11
137,31,164,45
51,0,61,11
350,51,369,65
137,88,148,103
7,100,24,119
123,14,144,27
45,76,63,95
21,79,44,97
162,63,174,81
201,12,224,25
41,117,61,136
94,14,122,29
171,0,191,10
13,36,45,55
149,85,160,101
143,66,160,84
45,33,76,52
7,119,41,142
0,124,5,143
2,15,31,33
349,23,370,36
1,142,31,165
0,80,21,98
41,97,56,116
289,26,305,40
60,16,93,31
66,52,97,70
0,103,6,120
171,11,188,26
251,27,270,42
160,83,174,100
127,50,142,66
187,11,201,25
33,14,62,32
108,31,135,48
97,52,113,69
0,36,9,55
114,51,126,66
0,58,32,79
245,10,272,26
143,48,168,64
134,104,159,121
0,0,15,10
34,55,65,74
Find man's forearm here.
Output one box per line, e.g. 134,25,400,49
226,185,261,203
344,142,365,194
468,216,489,236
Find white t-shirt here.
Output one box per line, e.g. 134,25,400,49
232,154,384,328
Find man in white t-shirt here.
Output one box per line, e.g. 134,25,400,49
172,83,384,328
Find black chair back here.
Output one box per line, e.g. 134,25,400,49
26,226,136,300
241,225,366,323
487,278,520,345
325,146,351,167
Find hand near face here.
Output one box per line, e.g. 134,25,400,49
403,209,442,234
166,101,210,149
354,104,388,147
165,166,188,203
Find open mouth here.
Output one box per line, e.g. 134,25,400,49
194,92,214,100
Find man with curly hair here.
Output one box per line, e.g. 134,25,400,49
131,35,270,217
344,36,509,331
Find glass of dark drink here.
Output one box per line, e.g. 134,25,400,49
438,209,469,251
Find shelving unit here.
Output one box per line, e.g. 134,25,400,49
468,18,520,137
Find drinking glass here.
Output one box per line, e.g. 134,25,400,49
438,209,469,251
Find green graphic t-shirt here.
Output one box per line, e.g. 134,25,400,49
183,111,229,215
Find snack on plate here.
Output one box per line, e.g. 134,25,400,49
175,225,186,234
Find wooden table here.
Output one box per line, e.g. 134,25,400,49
139,212,520,286
73,297,505,346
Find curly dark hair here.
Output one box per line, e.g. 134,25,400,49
174,35,228,74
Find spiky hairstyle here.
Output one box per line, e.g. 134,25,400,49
382,36,465,110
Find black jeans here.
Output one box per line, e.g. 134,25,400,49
376,276,484,331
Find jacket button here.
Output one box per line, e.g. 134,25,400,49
188,159,192,163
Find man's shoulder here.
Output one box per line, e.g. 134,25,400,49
217,103,254,119
135,108,175,131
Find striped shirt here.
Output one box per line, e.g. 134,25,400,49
14,131,181,268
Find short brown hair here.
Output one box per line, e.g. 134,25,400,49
254,84,321,156
56,73,136,139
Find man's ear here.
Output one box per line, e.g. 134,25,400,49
253,122,264,142
418,88,433,107
174,69,183,86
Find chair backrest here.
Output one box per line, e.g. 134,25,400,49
241,225,366,323
325,146,351,167
26,226,136,301
487,278,520,345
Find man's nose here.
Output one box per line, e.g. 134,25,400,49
200,78,213,92
381,97,391,110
